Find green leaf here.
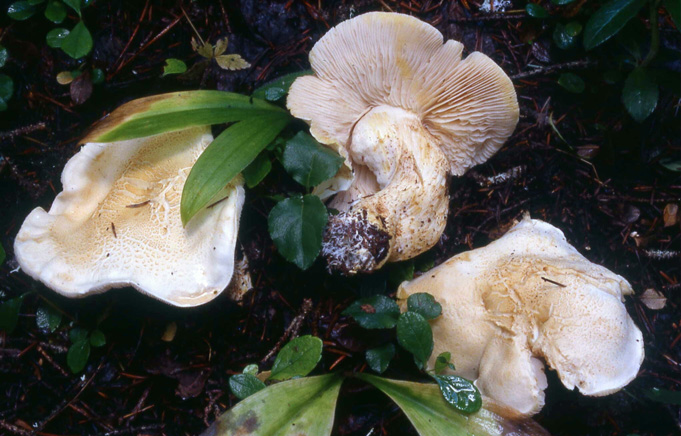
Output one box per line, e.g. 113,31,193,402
44,1,66,23
396,312,433,368
36,305,62,333
242,152,272,188
243,364,259,376
69,326,88,343
89,329,106,347
356,374,547,436
645,387,681,405
407,293,442,320
62,0,80,15
229,373,266,400
0,243,5,265
46,28,69,48
269,335,323,381
431,374,482,414
162,58,187,77
7,1,38,20
0,295,25,333
387,260,415,287
252,70,314,102
553,23,579,50
0,45,7,68
525,3,549,18
660,158,681,172
181,113,289,225
434,351,455,373
91,68,104,84
61,21,92,59
366,343,396,374
88,91,286,143
0,74,13,104
565,21,583,36
281,131,343,188
583,0,646,50
28,0,45,4
342,295,400,329
67,339,90,373
267,194,328,270
664,0,681,30
202,374,342,436
551,0,576,4
558,72,586,93
622,68,658,122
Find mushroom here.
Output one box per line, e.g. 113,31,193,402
287,12,518,274
14,127,244,307
397,216,644,416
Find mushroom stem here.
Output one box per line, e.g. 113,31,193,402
322,106,449,274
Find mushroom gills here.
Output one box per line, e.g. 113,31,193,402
323,106,449,275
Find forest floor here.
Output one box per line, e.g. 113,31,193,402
0,1,679,435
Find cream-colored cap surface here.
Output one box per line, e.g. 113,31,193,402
14,127,244,307
398,216,644,416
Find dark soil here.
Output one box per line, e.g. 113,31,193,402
1,1,680,435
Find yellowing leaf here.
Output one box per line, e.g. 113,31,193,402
216,54,250,71
214,37,229,56
192,37,213,59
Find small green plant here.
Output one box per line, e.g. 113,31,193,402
525,0,679,122
8,0,93,60
213,332,538,436
0,45,13,111
67,325,106,373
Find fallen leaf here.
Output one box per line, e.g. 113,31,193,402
640,288,666,310
664,203,679,227
216,54,250,71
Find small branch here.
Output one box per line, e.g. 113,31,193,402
260,299,313,363
0,123,46,141
511,60,594,80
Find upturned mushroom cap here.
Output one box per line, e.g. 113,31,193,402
397,216,644,416
14,127,244,307
287,12,518,274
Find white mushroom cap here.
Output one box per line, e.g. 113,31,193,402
397,216,644,416
287,12,518,274
14,127,244,307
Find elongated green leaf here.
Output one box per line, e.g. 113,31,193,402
268,194,328,270
622,68,658,122
61,21,92,59
269,335,324,381
356,374,549,436
343,295,401,329
664,0,681,30
583,0,646,50
229,373,266,399
281,131,343,188
85,91,287,143
202,374,343,436
252,70,313,101
67,339,90,373
7,1,38,20
0,242,5,265
0,295,25,333
181,113,289,225
396,312,433,368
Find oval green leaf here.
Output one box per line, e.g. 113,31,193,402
622,68,658,122
36,304,62,333
252,70,313,101
86,91,286,143
431,374,482,414
67,339,90,373
342,295,400,329
62,0,80,15
583,0,646,50
181,113,290,225
356,374,550,436
44,0,66,23
557,72,586,93
229,373,266,400
0,74,14,102
396,312,433,368
61,21,92,59
89,329,106,347
267,194,328,270
7,1,38,20
202,374,342,436
269,335,323,381
69,326,88,343
281,131,344,188
46,27,69,48
0,295,25,333
407,293,442,320
553,23,578,50
0,45,7,68
366,343,396,374
525,3,549,18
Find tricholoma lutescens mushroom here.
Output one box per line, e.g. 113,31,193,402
398,216,644,416
288,12,519,274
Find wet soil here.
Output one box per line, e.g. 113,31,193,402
0,1,680,435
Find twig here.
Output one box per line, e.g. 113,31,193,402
260,299,313,363
0,420,31,436
0,123,46,141
511,60,593,80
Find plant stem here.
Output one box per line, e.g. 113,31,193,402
642,0,661,67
